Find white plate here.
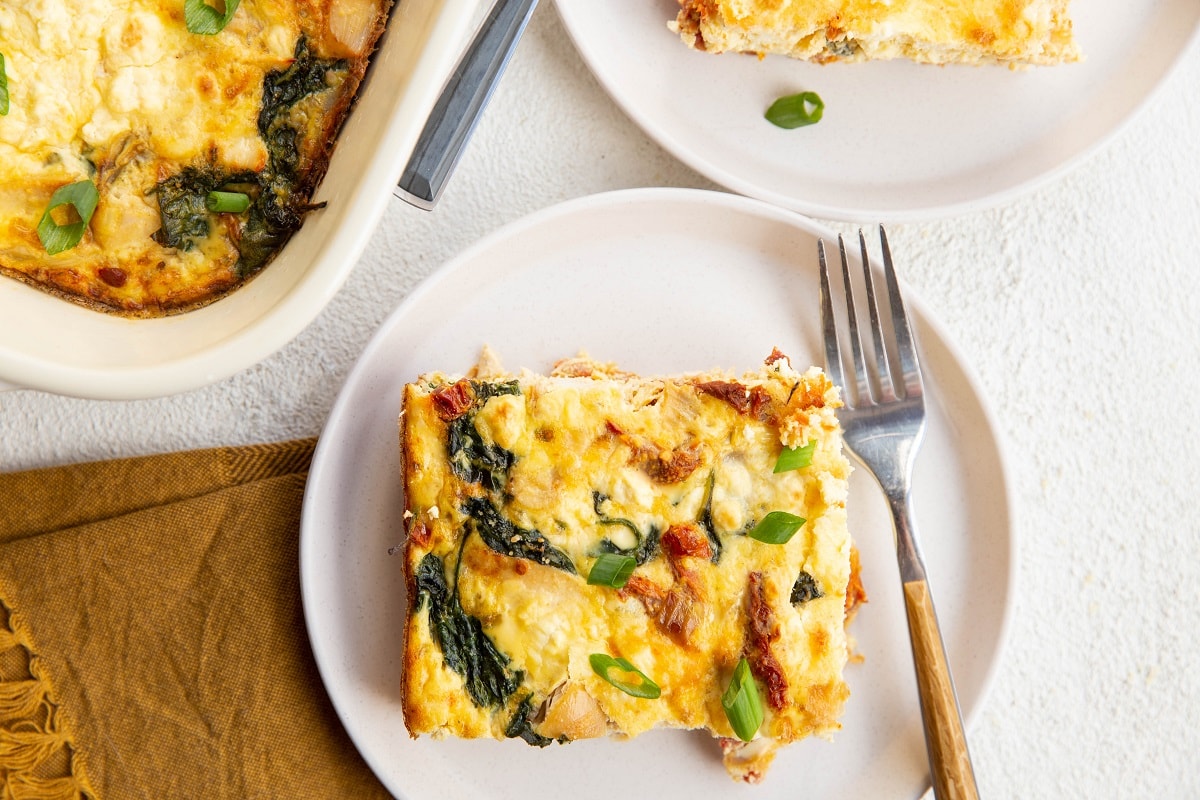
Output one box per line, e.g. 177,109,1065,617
300,188,1014,800
553,0,1200,222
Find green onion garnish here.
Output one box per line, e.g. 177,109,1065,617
765,91,824,129
722,657,764,742
587,554,636,588
206,190,251,213
747,511,806,545
589,653,661,699
0,52,9,116
184,0,242,35
773,441,816,473
37,180,99,256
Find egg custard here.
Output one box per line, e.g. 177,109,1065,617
399,349,862,783
0,0,388,316
672,0,1080,67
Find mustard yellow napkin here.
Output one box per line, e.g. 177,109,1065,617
0,439,392,800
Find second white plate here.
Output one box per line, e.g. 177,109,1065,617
300,188,1014,800
555,0,1199,221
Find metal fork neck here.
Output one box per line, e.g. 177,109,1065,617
884,486,928,585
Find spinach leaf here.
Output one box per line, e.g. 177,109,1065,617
591,491,661,565
152,167,254,251
413,552,522,708
697,470,723,564
598,515,641,540
238,37,345,275
473,379,521,402
447,381,521,491
595,524,661,566
257,37,346,134
462,496,576,574
790,571,824,605
234,126,304,273
448,417,515,491
152,37,347,275
151,171,210,250
505,694,554,747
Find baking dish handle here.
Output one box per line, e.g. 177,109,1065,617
395,0,540,210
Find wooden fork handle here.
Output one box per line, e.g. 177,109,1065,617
903,579,980,800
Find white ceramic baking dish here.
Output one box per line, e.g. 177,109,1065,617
0,0,479,400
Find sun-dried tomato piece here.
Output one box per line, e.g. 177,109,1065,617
745,571,789,710
431,380,473,421
661,522,713,560
696,380,752,413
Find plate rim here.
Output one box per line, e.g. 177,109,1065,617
299,186,1019,797
551,0,1200,222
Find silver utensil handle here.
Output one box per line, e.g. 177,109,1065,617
395,0,540,209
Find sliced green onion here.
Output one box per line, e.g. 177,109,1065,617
747,511,805,545
765,91,824,129
589,653,661,699
773,441,816,473
722,657,764,742
184,0,241,35
0,52,9,116
206,190,251,213
37,180,99,256
587,554,636,588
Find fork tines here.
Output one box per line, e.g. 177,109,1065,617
818,226,923,410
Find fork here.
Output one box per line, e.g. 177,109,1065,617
819,228,980,800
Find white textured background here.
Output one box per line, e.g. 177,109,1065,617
4,5,1200,798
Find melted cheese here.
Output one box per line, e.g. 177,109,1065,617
400,351,853,782
0,0,387,315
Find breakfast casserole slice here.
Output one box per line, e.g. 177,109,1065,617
399,349,861,783
672,0,1080,67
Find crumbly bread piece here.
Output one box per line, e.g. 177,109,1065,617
399,348,856,782
672,0,1080,67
